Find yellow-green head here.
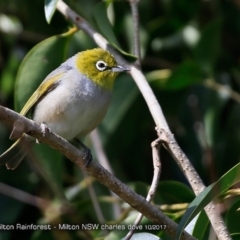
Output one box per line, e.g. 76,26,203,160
75,48,129,90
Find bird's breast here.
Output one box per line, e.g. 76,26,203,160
33,74,112,140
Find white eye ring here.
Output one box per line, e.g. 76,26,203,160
96,60,108,71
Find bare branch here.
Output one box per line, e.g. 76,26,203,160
90,130,114,174
129,0,141,66
28,149,70,206
0,181,49,209
90,129,121,219
204,78,240,104
82,170,105,224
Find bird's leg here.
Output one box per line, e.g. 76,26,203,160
74,138,93,167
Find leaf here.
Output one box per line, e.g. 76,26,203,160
15,27,76,111
94,2,137,61
156,181,195,204
94,2,120,48
0,51,20,97
176,162,240,239
112,43,138,61
101,74,138,140
226,199,240,234
184,214,199,235
33,144,64,193
123,13,149,59
44,0,58,24
192,211,209,239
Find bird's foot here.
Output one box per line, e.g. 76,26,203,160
83,148,92,167
74,138,93,167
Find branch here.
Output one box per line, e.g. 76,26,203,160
204,78,240,104
90,130,121,219
0,181,71,222
129,0,141,66
0,181,49,209
125,134,162,239
56,1,231,239
82,170,105,224
90,130,114,174
0,105,195,240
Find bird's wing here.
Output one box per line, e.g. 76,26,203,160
20,72,64,116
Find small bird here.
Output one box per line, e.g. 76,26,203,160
0,48,129,170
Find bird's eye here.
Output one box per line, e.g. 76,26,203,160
96,60,108,71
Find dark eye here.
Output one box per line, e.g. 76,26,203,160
96,60,108,71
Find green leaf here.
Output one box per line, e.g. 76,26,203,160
192,211,209,239
226,199,240,234
147,61,202,90
33,144,64,195
101,74,138,140
94,2,137,61
44,0,58,24
94,2,120,48
15,28,76,111
0,50,21,97
176,162,240,240
112,44,138,61
156,181,195,204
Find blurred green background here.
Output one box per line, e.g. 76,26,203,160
0,0,240,239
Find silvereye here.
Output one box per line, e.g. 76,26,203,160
0,48,129,170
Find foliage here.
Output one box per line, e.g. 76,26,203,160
0,0,240,239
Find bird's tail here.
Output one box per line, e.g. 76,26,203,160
0,135,29,170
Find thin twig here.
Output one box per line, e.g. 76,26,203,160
204,78,240,104
55,1,231,239
82,170,105,224
0,105,195,240
221,189,240,199
0,181,50,209
27,149,70,206
125,132,162,239
129,0,141,66
160,203,189,211
90,129,114,174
